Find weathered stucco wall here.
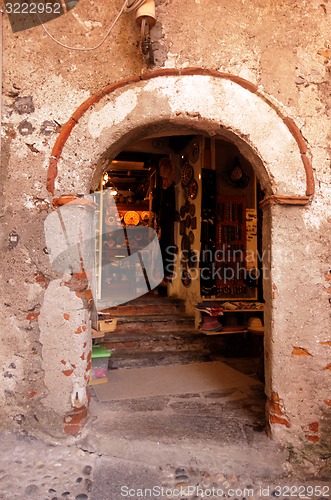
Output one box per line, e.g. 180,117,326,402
1,0,330,459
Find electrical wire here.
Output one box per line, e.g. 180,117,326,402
37,0,136,51
124,0,146,12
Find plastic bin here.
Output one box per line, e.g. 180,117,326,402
90,345,111,385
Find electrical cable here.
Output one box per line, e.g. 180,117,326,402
37,0,134,51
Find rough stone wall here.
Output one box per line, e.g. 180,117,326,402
1,0,330,456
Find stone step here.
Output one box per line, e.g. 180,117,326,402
111,314,195,334
103,329,204,350
102,330,231,365
108,350,211,369
99,296,185,317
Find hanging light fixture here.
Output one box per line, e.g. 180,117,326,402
102,171,109,186
109,184,118,196
102,171,118,195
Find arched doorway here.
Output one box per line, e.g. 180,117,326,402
39,70,313,443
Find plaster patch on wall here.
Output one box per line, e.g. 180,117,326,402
39,280,91,414
88,89,139,138
24,194,36,209
144,76,216,117
303,197,331,230
23,281,44,303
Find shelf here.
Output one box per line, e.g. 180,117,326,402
222,309,264,313
201,329,248,336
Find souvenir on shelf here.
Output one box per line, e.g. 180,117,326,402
124,211,140,226
141,211,150,222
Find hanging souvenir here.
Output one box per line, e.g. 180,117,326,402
181,233,191,252
188,230,195,245
179,220,186,236
188,249,197,269
190,216,197,230
190,142,200,164
181,270,192,288
180,154,189,167
181,163,194,187
180,205,186,219
189,203,195,217
188,179,198,200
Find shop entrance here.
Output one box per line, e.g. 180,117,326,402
90,132,265,389
42,71,313,440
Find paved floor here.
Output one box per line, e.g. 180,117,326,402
0,358,330,500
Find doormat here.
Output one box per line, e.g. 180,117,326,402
92,361,260,401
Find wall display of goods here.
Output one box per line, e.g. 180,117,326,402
106,208,150,228
178,155,200,288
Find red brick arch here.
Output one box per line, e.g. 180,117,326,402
47,67,314,204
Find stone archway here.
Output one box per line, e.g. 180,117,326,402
40,69,314,442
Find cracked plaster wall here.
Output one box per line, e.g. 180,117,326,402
0,0,330,454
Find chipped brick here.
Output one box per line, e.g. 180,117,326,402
292,346,312,356
26,312,39,321
305,435,320,443
270,414,291,428
308,422,319,433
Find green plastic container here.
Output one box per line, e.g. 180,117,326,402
91,345,112,383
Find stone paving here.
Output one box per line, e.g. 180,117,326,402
0,432,96,500
0,358,330,499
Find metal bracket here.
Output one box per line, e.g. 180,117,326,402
141,17,154,65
